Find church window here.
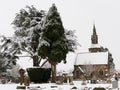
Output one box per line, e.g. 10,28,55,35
99,69,104,76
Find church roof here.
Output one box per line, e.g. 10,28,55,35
74,52,108,65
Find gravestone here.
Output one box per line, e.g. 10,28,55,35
91,79,96,84
112,81,118,89
17,68,26,90
16,86,26,90
71,86,77,90
24,75,30,86
93,88,105,90
19,68,25,85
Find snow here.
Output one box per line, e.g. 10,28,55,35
90,44,101,48
0,81,120,90
17,57,33,69
0,84,18,90
75,52,108,65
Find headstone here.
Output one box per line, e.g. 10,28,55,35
91,79,96,84
67,77,69,84
1,78,6,84
71,86,77,90
112,81,118,89
19,68,25,85
24,75,30,86
16,86,26,90
93,88,105,90
81,80,86,85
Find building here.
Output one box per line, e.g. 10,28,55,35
73,25,114,80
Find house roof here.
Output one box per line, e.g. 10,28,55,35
74,52,108,65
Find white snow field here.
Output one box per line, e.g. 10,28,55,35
0,81,120,90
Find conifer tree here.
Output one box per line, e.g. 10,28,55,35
38,4,77,82
12,6,46,66
0,5,77,82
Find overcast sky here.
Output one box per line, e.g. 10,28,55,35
0,0,120,70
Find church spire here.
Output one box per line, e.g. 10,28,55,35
89,24,101,52
91,24,98,44
93,24,97,35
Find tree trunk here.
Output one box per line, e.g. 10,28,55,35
51,63,56,83
33,55,39,66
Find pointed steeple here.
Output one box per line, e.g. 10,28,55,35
93,24,97,35
91,24,98,44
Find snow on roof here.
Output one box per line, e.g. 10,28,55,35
75,52,108,65
90,44,101,48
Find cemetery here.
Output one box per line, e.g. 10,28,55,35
0,1,120,90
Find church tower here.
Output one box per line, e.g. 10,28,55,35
89,24,101,52
91,24,98,44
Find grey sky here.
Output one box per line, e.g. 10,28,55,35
0,0,120,70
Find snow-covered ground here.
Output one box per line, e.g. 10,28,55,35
0,81,120,90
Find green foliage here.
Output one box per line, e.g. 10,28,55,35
13,5,45,28
27,68,51,83
38,4,76,64
0,4,76,68
12,5,46,54
11,5,46,66
42,4,64,41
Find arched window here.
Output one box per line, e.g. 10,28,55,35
99,69,104,76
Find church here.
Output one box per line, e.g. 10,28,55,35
73,25,115,80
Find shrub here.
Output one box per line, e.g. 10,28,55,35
27,68,51,83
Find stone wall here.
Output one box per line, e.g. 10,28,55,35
73,64,109,80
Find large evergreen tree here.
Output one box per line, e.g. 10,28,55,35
12,6,46,66
0,5,77,82
38,4,77,82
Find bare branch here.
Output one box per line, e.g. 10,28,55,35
38,57,42,64
40,60,48,68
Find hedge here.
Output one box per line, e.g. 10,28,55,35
27,68,51,83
